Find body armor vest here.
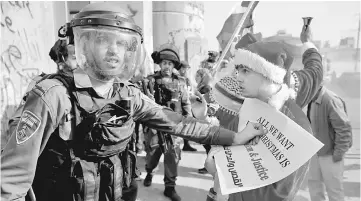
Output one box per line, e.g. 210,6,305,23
29,73,137,201
152,73,185,114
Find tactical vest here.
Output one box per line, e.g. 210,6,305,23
28,72,138,201
151,73,185,114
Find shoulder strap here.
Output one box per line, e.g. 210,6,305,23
38,72,90,124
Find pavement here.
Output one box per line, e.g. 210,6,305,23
134,129,360,201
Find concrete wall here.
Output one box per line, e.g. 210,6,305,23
107,1,154,58
1,1,57,141
153,1,207,68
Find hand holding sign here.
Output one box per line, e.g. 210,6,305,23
214,99,323,195
232,122,268,145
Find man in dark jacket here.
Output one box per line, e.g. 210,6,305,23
307,86,352,201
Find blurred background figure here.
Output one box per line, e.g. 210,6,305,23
177,61,192,93
192,68,219,174
307,85,353,201
48,39,77,72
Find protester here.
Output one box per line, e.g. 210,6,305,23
0,3,267,201
307,85,352,201
198,33,261,176
205,24,324,201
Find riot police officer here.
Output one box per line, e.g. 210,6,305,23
142,46,192,201
1,2,266,201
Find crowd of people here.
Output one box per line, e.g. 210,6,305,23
1,2,353,201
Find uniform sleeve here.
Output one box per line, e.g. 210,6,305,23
292,42,324,109
131,89,235,145
328,97,353,159
1,84,66,200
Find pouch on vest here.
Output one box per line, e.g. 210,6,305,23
75,102,135,158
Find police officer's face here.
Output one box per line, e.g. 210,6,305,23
93,32,128,72
79,28,140,81
160,60,174,77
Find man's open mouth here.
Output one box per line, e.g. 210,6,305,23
105,57,120,65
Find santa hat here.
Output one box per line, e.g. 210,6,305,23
233,41,294,84
232,41,297,109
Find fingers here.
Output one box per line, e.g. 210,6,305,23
248,122,268,136
302,25,306,32
252,122,263,130
251,122,267,133
302,25,311,35
251,136,261,145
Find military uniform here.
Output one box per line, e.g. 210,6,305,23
1,68,236,201
143,71,191,188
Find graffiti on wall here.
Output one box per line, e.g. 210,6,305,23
0,1,55,143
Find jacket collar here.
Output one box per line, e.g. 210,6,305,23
73,68,92,89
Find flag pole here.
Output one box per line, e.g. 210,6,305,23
212,1,257,76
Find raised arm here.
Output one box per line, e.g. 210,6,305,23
291,26,324,108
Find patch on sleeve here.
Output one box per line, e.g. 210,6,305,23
16,110,41,144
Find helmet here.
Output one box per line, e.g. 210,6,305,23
67,2,144,82
151,44,181,70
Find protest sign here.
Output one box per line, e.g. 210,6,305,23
214,98,323,195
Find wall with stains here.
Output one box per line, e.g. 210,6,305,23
110,1,154,62
1,1,56,145
153,1,208,68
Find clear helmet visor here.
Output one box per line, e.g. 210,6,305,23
73,25,142,83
